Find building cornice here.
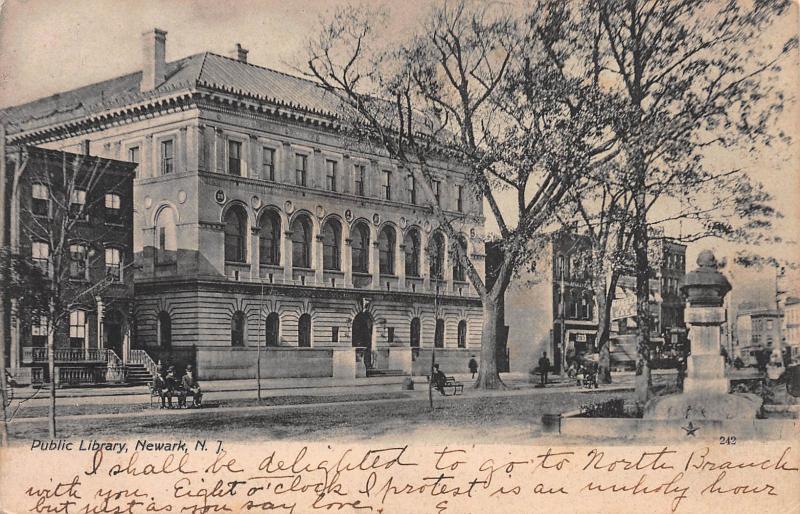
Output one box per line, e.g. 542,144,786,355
134,276,483,307
196,171,483,224
5,83,468,166
6,89,198,145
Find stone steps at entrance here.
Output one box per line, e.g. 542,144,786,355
366,369,407,377
125,363,153,385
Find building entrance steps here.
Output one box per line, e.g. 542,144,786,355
125,363,153,386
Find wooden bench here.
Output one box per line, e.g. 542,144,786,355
426,374,464,396
441,376,464,396
148,383,199,408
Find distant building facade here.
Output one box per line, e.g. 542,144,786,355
3,146,136,385
503,232,686,374
784,298,800,361
734,307,782,365
3,30,485,379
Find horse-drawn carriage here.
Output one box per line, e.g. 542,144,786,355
568,352,600,389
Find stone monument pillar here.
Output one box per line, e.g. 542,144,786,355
681,250,731,395
645,250,762,420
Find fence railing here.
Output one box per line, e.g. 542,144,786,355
129,349,158,380
58,367,105,385
22,347,108,363
106,349,126,383
31,368,44,385
107,349,123,368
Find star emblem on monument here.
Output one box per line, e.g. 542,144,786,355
681,421,700,437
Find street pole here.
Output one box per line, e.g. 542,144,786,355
257,278,264,402
430,279,438,411
429,252,441,411
560,261,566,375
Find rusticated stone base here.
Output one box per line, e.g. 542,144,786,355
643,392,762,420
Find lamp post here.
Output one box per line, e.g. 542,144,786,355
429,248,442,411
559,257,566,375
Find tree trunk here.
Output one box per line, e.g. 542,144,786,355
48,301,56,438
595,286,615,385
474,296,505,389
0,124,9,446
633,188,652,405
596,271,620,347
0,264,9,447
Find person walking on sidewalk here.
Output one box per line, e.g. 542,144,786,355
468,356,478,379
433,364,447,395
538,352,551,386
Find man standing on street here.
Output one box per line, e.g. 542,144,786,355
468,355,478,378
538,352,551,386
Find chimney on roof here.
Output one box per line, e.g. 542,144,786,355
141,28,168,92
81,139,91,156
231,43,248,63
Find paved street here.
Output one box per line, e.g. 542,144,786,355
5,372,660,443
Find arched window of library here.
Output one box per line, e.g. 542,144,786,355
155,206,177,264
224,205,248,263
378,226,395,275
291,215,312,268
265,312,280,346
322,219,341,270
351,222,370,273
298,313,312,347
404,229,420,277
434,318,444,348
158,311,172,348
452,236,467,282
429,232,445,280
457,320,467,348
410,317,421,347
231,311,246,346
259,211,281,266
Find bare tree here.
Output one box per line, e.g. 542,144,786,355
587,0,796,401
305,1,617,388
0,123,11,445
4,145,132,436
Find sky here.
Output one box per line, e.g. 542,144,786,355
0,0,798,302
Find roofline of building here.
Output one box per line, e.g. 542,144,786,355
737,308,781,318
11,145,138,175
2,52,462,163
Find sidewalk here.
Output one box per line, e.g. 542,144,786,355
8,373,638,425
11,370,641,399
7,371,640,411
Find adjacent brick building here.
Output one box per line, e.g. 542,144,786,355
3,146,136,384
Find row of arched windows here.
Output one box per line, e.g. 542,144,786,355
157,311,468,348
219,206,469,281
410,317,466,348
232,311,313,347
